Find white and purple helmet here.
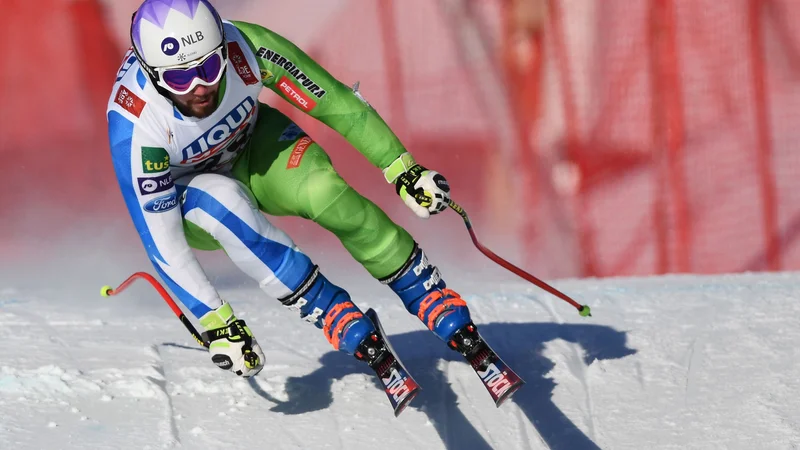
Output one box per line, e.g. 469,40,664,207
130,0,227,95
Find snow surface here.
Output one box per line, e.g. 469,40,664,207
1,251,799,449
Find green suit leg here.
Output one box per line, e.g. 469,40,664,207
232,103,414,279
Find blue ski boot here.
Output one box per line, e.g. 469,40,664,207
382,243,472,342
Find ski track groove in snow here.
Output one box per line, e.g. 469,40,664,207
146,345,180,448
683,337,699,407
634,361,646,390
541,294,598,443
515,400,545,450
446,359,490,450
441,360,457,449
329,394,344,450
9,267,800,448
436,361,448,448
566,332,597,443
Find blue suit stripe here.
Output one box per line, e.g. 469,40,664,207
108,111,207,316
136,69,147,89
108,111,166,266
182,187,313,292
153,264,211,317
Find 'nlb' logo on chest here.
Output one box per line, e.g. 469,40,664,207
181,97,256,164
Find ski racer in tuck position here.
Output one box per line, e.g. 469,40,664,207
107,0,522,410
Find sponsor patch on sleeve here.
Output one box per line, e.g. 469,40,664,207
278,76,317,112
228,42,259,85
141,147,170,173
115,85,146,118
255,47,327,99
143,193,178,213
287,137,314,169
137,172,174,195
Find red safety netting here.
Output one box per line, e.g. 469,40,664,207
8,0,800,279
504,0,800,276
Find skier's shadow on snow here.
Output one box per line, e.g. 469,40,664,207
261,322,635,450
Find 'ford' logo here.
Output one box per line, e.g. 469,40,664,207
144,193,178,213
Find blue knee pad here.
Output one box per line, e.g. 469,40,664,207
279,267,374,355
381,244,471,341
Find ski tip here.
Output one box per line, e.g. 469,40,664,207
494,379,525,407
393,388,421,417
365,308,380,322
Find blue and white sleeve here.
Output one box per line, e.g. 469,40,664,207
107,109,223,319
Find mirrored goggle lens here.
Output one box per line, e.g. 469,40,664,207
161,52,224,93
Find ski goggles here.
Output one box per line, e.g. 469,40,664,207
154,46,226,95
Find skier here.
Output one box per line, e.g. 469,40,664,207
107,0,491,397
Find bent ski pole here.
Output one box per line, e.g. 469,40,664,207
101,272,209,347
448,200,592,317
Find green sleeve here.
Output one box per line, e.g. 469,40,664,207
232,20,407,172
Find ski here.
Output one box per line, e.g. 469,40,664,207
361,308,421,417
448,323,525,406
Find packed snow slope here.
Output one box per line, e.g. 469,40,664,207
0,250,798,449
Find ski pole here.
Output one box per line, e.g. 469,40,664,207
448,200,592,317
100,272,209,348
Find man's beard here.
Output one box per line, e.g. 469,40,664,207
191,100,217,118
175,91,218,118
